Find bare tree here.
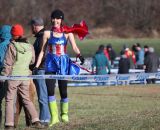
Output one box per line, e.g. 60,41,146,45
1,0,160,37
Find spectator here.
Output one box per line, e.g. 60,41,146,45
132,44,138,63
14,19,42,128
123,45,136,69
132,44,137,53
118,50,130,74
0,25,12,127
106,44,116,67
30,17,50,127
92,45,110,75
1,24,44,129
144,47,159,84
144,45,149,58
14,80,36,128
103,46,109,60
135,43,144,69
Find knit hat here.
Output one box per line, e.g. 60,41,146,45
107,44,112,49
51,9,64,20
11,24,24,36
144,45,149,49
30,17,44,26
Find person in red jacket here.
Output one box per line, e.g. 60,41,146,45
123,45,136,69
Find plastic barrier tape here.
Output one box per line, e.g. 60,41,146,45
0,72,160,82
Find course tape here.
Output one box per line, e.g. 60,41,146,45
0,72,160,82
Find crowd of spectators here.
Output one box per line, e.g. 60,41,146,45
91,43,160,84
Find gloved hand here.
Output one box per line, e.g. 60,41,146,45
108,70,111,74
79,55,85,65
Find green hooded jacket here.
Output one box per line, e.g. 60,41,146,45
12,41,33,76
92,51,110,75
1,41,35,79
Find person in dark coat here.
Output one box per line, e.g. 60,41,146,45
144,45,149,58
144,47,159,84
30,17,50,126
118,50,130,74
106,44,116,67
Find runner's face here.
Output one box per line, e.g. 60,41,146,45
52,18,62,28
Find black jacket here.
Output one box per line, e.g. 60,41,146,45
118,55,130,74
30,28,45,70
144,52,159,73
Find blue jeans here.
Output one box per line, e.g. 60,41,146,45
33,69,50,123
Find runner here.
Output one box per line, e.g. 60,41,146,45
35,9,88,127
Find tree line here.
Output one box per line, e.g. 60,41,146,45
1,0,160,38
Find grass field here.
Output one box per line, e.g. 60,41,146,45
2,84,160,130
3,38,159,130
28,37,160,57
67,38,160,57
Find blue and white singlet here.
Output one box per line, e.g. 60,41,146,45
45,32,80,75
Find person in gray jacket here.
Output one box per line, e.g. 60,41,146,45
144,47,159,84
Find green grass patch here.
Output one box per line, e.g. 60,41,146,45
28,37,160,57
2,85,160,130
67,38,160,57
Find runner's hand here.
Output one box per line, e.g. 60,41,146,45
79,55,85,65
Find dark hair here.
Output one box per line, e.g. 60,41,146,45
144,45,149,48
15,37,28,43
99,45,105,51
132,44,137,52
107,44,112,49
51,9,64,20
136,43,141,47
96,45,104,54
120,50,125,55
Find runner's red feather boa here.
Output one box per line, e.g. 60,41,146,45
52,20,89,40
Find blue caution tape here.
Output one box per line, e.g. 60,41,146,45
0,72,160,82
